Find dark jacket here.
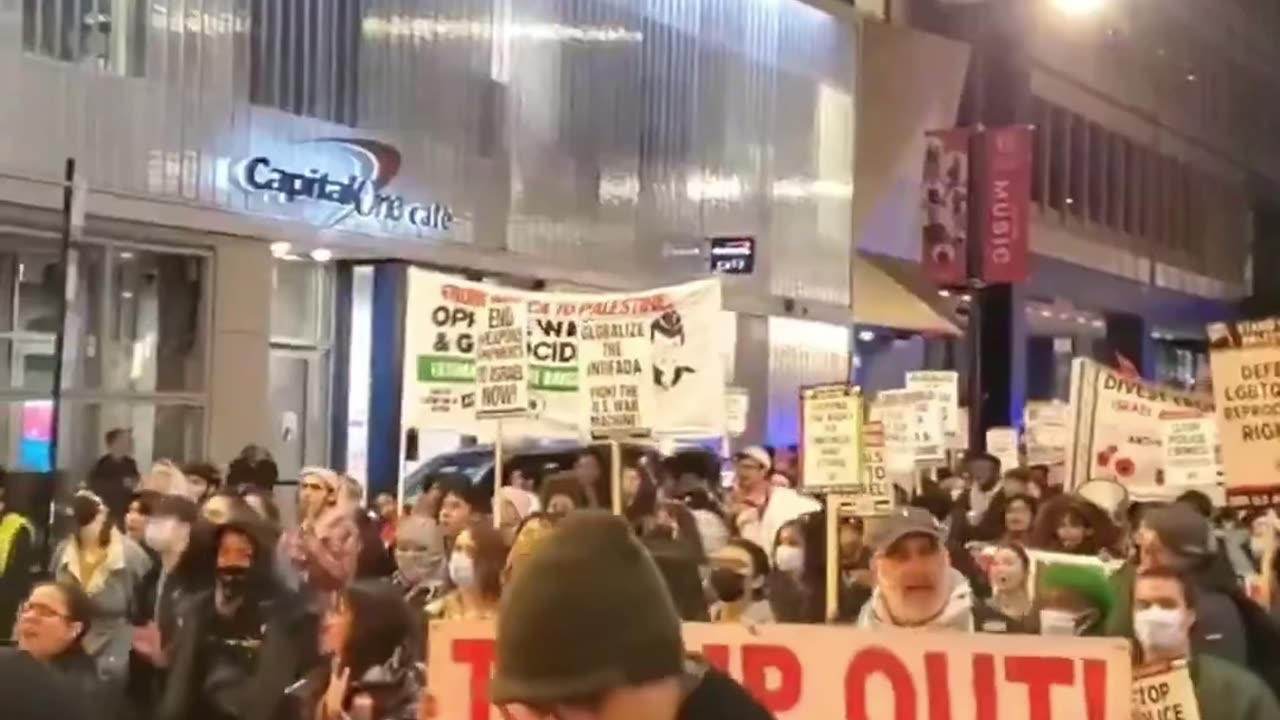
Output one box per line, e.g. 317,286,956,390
1109,560,1250,665
157,519,320,720
679,659,775,720
1192,653,1280,720
50,649,114,713
288,650,422,720
157,587,318,720
0,648,94,720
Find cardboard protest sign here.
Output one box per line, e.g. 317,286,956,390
858,421,894,514
800,384,863,494
402,270,725,439
1132,659,1200,720
578,318,654,437
907,370,961,447
987,426,1020,473
1158,412,1221,487
474,300,530,418
428,620,1131,720
878,388,946,465
1208,317,1280,507
1065,358,1213,492
1025,401,1070,466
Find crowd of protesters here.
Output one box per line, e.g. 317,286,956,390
2,428,1280,720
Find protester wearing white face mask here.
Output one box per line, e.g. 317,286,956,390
427,521,506,621
1035,563,1112,637
1132,568,1279,720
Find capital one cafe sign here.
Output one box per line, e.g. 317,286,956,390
230,138,454,233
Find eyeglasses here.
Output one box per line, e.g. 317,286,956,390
19,602,69,621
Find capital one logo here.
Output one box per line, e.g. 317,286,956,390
231,138,453,231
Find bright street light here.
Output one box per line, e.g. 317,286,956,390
1051,0,1107,16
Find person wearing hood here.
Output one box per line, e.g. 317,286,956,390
1131,567,1280,720
1110,503,1258,669
856,507,1015,633
158,517,319,720
489,511,773,720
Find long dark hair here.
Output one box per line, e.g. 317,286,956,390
338,580,412,680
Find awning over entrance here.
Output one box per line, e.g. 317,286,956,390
853,251,962,336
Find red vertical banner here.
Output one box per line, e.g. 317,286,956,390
920,128,972,286
977,125,1033,284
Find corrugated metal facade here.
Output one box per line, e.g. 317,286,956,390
0,0,858,308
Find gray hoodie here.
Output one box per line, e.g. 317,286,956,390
856,568,975,632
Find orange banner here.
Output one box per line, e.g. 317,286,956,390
427,620,1132,720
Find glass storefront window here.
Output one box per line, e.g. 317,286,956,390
57,401,204,479
271,259,329,344
0,233,209,475
96,247,207,393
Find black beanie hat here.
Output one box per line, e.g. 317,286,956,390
490,511,685,706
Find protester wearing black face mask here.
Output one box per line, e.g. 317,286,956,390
707,539,774,624
158,519,319,720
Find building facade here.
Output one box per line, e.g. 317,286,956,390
879,0,1267,432
0,0,863,488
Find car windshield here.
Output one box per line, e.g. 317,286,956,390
403,450,493,501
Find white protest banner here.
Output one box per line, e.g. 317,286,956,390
987,426,1020,472
1132,659,1201,720
879,388,946,462
429,620,1132,720
474,300,530,418
1025,400,1070,466
402,270,726,438
800,384,863,493
1159,412,1221,487
1064,358,1213,492
579,318,655,437
907,370,961,447
1208,317,1280,507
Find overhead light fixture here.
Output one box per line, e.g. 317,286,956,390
959,294,972,303
119,251,134,260
1186,72,1197,82
857,330,875,342
270,241,291,258
1075,316,1088,324
1052,0,1106,15
937,289,951,298
310,248,333,263
1091,319,1105,328
1040,310,1053,318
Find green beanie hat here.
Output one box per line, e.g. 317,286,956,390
490,511,685,706
1039,562,1115,625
